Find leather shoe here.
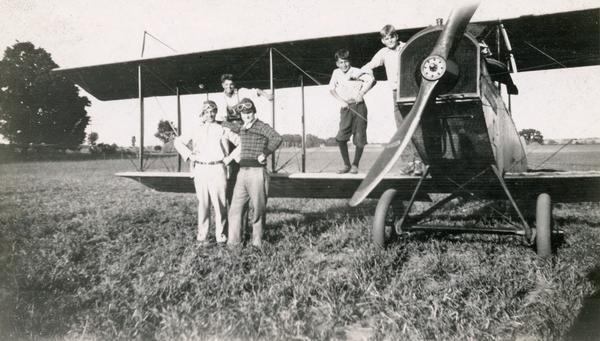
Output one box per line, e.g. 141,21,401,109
216,234,227,243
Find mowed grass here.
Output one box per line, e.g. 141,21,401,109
1,145,600,340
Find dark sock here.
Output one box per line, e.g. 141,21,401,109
352,146,364,166
338,141,350,166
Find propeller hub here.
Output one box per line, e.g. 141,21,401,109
421,56,447,81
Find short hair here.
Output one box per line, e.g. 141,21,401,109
220,73,234,83
334,48,350,61
379,24,397,38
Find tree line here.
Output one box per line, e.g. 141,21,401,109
155,119,337,148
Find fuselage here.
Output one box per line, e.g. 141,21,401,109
397,25,527,182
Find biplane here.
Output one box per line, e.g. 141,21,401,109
52,3,600,257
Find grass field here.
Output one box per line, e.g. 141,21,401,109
1,145,600,340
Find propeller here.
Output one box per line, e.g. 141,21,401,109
349,1,479,207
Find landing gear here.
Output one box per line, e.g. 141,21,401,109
369,167,558,256
372,189,403,247
534,193,552,258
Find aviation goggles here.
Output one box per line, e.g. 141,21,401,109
201,103,217,114
235,102,255,113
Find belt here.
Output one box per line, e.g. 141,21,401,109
194,160,223,165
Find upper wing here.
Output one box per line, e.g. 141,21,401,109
53,8,599,101
479,8,600,72
51,32,392,101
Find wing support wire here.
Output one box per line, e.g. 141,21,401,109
523,41,567,69
391,165,534,244
272,47,368,123
130,40,369,174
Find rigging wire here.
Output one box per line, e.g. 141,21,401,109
513,54,597,72
532,139,574,170
238,48,270,80
272,47,368,123
141,30,178,58
496,37,597,172
275,149,301,173
272,48,323,86
153,96,170,119
533,116,600,170
141,65,177,94
523,40,567,68
509,114,600,172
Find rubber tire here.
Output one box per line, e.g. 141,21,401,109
535,193,552,258
373,189,400,247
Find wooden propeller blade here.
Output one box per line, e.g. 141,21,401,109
348,1,480,207
349,79,438,207
431,1,480,60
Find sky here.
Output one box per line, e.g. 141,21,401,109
1,0,599,145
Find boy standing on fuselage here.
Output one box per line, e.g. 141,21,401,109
361,25,423,175
329,49,375,174
361,25,406,128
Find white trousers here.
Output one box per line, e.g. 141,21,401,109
193,163,228,242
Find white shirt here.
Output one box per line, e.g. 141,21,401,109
361,42,406,91
212,88,260,122
174,122,239,163
328,67,371,102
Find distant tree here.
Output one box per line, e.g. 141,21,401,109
519,128,544,144
155,119,175,144
0,42,90,149
280,134,327,148
93,142,118,154
87,131,98,146
325,137,338,146
281,134,302,147
306,134,324,148
131,136,136,147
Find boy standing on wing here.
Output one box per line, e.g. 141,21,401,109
329,48,375,174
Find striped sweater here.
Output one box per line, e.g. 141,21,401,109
226,119,282,167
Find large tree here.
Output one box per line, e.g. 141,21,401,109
0,42,90,149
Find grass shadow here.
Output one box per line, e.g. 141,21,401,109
263,200,378,244
565,265,600,341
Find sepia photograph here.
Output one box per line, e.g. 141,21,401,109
1,0,600,339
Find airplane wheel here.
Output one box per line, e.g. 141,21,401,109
535,193,552,258
373,189,403,247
